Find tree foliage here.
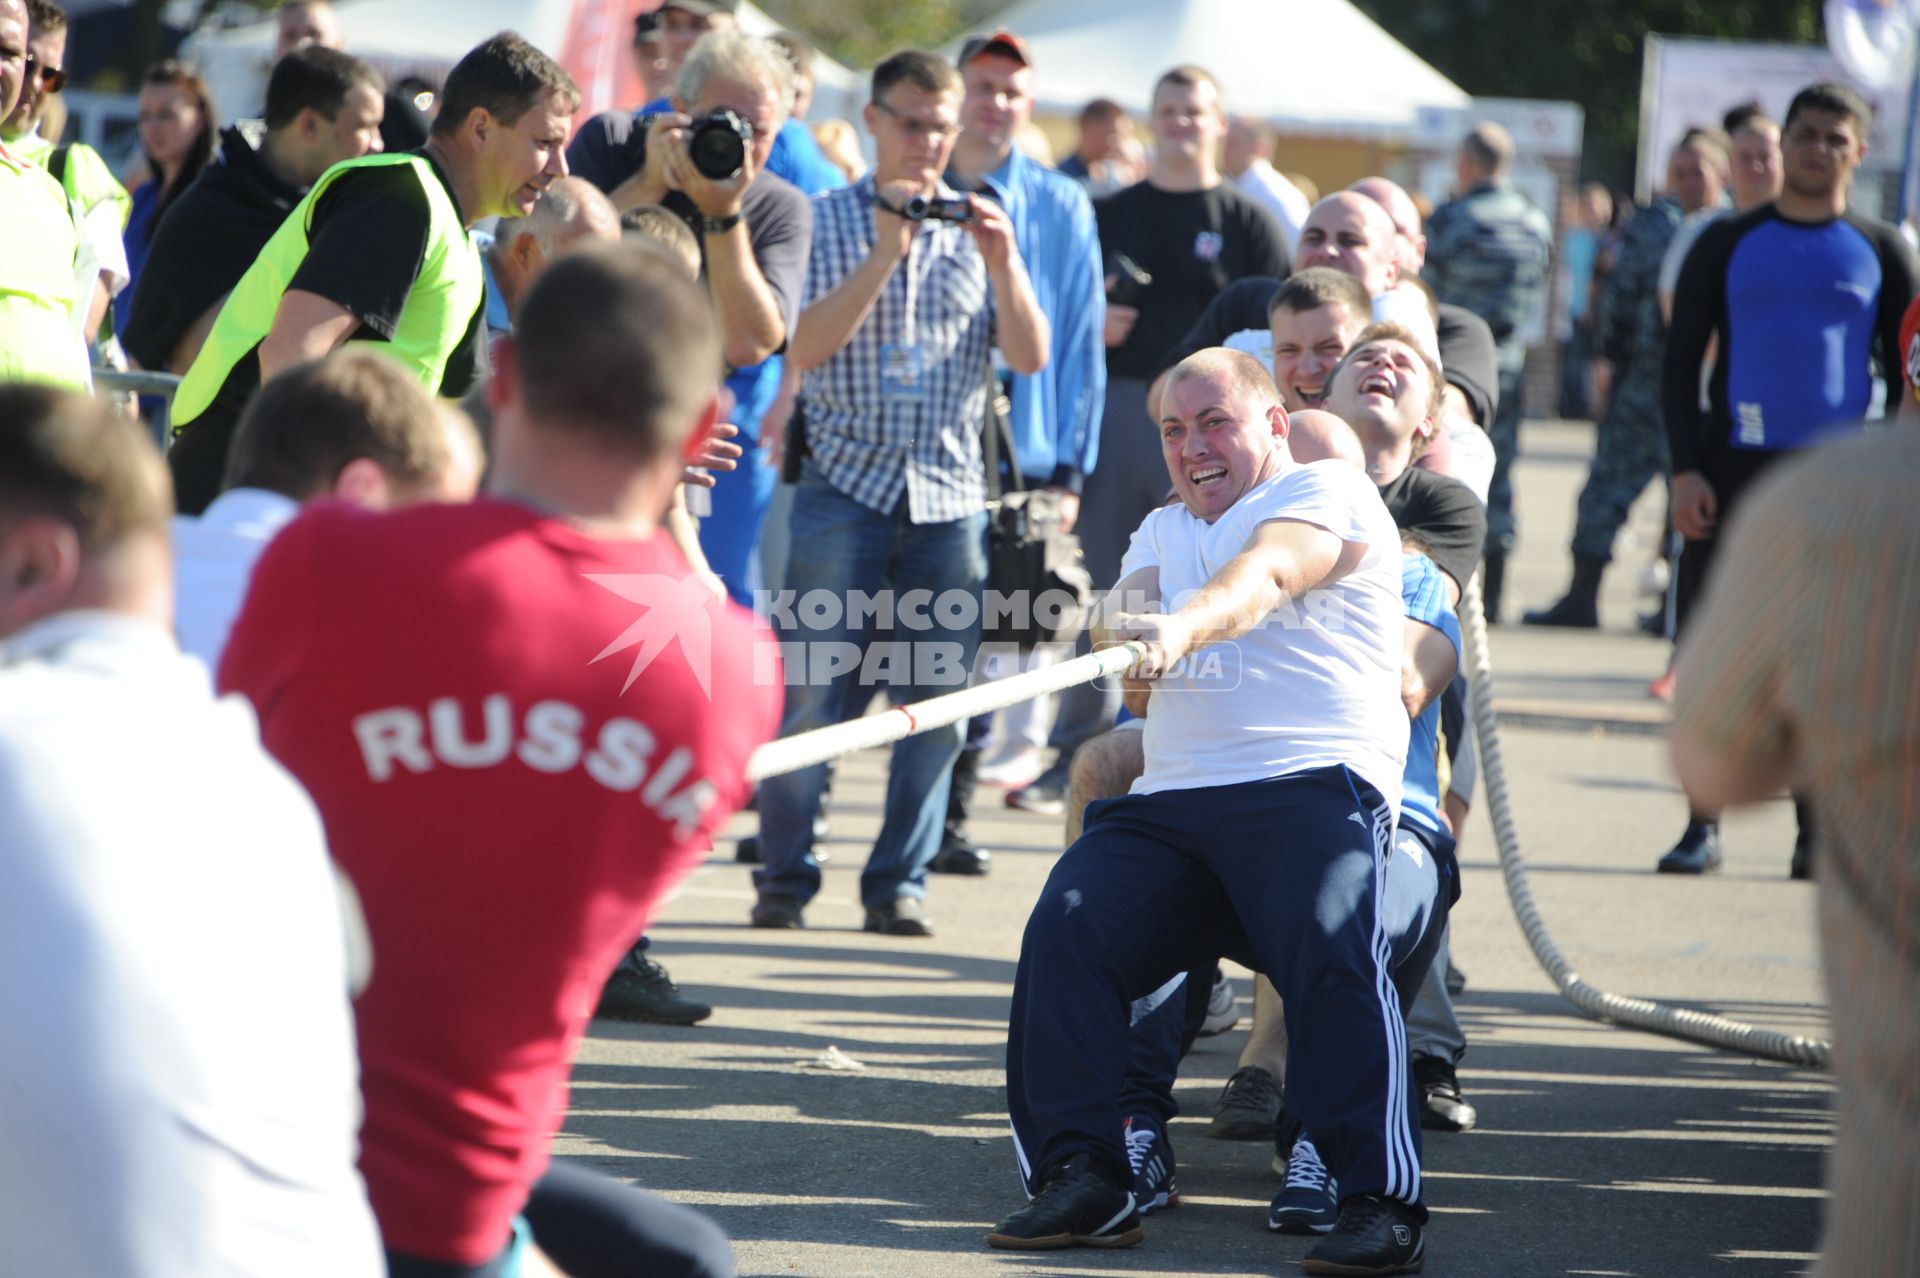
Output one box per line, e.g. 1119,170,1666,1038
1349,0,1822,186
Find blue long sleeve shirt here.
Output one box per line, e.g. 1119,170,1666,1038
972,147,1104,490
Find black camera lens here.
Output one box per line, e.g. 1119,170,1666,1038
688,108,752,180
900,193,974,223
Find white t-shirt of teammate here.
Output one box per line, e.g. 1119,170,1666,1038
1118,460,1407,812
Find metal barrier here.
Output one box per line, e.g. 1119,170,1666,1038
92,368,182,450
744,591,1835,1070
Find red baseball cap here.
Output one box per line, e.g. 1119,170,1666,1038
959,29,1032,69
1902,293,1920,402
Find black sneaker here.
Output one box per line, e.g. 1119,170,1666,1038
1302,1195,1425,1274
1006,755,1070,816
1413,1055,1476,1132
985,1153,1143,1250
1123,1116,1178,1215
930,827,992,875
863,896,934,937
595,952,712,1025
1656,819,1723,874
1209,1065,1281,1141
1268,1133,1338,1235
750,894,805,929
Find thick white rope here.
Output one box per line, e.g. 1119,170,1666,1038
745,641,1148,782
1461,576,1831,1069
743,587,1833,1069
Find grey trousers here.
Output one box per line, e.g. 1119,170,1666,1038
1406,921,1465,1065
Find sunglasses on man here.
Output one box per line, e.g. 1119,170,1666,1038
24,53,68,94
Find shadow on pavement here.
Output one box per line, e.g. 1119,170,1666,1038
561,952,1829,1278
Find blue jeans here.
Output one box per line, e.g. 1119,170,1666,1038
754,466,987,909
697,359,785,608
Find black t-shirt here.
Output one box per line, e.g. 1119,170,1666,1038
1378,465,1486,595
1153,275,1500,426
567,109,812,342
123,126,303,372
1094,181,1291,380
194,151,486,425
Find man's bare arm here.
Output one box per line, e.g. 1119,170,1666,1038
1402,618,1457,719
257,290,361,382
1670,719,1794,811
1110,518,1360,676
1091,566,1160,717
703,221,787,368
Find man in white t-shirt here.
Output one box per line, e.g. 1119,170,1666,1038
990,349,1427,1274
170,347,481,671
1225,115,1309,255
0,384,382,1277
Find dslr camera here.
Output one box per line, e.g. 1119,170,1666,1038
899,193,975,223
686,108,753,180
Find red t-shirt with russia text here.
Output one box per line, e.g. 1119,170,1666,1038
220,498,780,1265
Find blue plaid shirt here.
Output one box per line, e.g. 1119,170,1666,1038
798,174,996,524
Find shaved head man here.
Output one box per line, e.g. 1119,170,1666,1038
1350,176,1427,279
487,176,621,330
1295,192,1400,299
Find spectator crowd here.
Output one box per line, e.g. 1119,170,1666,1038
1,0,1915,1274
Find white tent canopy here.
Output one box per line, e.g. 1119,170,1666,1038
183,0,864,129
957,0,1469,137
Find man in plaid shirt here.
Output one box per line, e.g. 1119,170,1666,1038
750,49,1049,937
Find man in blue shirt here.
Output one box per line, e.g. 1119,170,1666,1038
751,51,1049,938
932,30,1106,874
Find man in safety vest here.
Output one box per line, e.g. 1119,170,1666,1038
166,30,579,514
2,0,127,351
0,0,87,388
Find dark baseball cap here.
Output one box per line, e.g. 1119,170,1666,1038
659,0,739,17
632,12,659,44
959,29,1032,69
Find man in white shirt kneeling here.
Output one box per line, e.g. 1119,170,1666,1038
989,348,1428,1275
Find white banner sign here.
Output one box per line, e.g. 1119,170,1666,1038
1637,36,1909,205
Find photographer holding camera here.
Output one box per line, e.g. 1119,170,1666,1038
747,51,1048,937
567,30,810,604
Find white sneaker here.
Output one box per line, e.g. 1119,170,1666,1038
1636,559,1670,598
1199,969,1238,1037
975,745,1045,787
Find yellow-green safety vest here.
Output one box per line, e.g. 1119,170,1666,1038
173,151,482,429
12,134,131,231
0,142,87,389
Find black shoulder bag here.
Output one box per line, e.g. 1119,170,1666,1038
980,370,1092,648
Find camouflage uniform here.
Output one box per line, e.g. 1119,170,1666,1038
1425,180,1553,557
1569,197,1682,562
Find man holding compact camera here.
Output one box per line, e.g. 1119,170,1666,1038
568,29,810,603
747,50,1050,937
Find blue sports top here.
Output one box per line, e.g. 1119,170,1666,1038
1399,552,1461,839
1665,204,1919,468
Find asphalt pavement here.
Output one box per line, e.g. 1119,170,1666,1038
556,419,1831,1278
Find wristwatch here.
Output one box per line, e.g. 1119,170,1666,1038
699,211,743,234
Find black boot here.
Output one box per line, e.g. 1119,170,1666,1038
932,748,992,875
1523,554,1605,628
1791,796,1815,880
1480,552,1507,624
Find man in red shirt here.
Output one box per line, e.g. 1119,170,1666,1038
222,243,780,1277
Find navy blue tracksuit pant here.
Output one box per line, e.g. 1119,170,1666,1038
1006,766,1424,1213
1117,820,1459,1131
